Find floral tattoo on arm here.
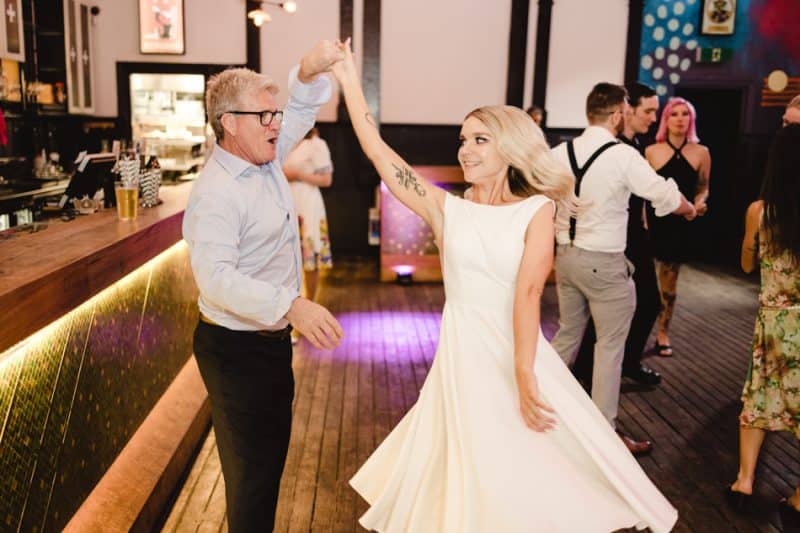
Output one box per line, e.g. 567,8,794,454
391,163,426,197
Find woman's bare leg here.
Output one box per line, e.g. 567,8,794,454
731,426,766,494
656,260,680,351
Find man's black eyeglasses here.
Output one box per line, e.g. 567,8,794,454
221,110,284,127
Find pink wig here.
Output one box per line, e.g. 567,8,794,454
655,97,700,143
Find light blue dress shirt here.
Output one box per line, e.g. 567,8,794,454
183,66,331,331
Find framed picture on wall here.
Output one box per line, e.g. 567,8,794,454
699,0,736,35
138,0,185,54
0,0,25,62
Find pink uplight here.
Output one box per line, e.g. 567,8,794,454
393,265,414,275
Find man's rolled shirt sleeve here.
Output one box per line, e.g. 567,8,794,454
625,153,682,217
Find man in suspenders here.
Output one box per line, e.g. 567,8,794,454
572,83,663,389
550,83,696,454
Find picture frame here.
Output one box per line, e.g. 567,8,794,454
699,0,736,36
0,0,25,62
63,0,95,113
138,0,185,55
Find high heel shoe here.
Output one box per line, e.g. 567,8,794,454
779,499,800,530
724,485,752,512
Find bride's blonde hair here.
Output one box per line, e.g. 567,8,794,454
465,105,578,212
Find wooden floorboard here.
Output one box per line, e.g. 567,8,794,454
163,259,796,532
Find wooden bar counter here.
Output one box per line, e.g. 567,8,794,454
0,182,209,532
0,182,191,354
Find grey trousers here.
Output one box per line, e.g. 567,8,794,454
551,244,636,425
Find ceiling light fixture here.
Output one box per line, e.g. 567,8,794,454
247,1,298,27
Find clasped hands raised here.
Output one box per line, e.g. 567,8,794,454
298,38,357,83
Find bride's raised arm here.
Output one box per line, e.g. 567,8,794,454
331,39,446,236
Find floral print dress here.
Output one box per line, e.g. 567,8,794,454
740,231,800,436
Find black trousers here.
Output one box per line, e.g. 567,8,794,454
193,321,294,533
572,228,662,387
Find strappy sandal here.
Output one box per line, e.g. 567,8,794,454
655,343,673,357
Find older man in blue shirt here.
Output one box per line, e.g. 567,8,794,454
183,40,344,531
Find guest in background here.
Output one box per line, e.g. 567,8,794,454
526,105,545,127
284,127,334,301
550,83,695,455
645,97,711,357
727,125,800,530
571,82,663,389
783,94,800,127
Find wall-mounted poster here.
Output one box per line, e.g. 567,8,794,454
700,0,736,36
0,0,24,62
139,0,185,54
64,0,94,113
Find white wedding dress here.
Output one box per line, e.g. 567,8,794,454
350,193,678,533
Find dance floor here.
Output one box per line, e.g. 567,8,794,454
162,258,795,532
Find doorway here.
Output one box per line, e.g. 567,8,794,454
674,86,745,267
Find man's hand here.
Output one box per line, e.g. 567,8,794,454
684,203,698,221
285,297,343,350
298,40,346,83
694,200,708,217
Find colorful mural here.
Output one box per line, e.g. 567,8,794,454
638,0,750,98
639,0,800,109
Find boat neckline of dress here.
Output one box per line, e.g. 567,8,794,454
459,194,541,209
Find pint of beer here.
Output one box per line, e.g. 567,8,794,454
114,182,139,221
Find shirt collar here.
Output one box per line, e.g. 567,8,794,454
583,125,618,143
211,143,261,178
618,133,639,147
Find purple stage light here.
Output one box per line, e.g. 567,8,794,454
392,265,414,275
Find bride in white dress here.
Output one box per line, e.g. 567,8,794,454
331,40,678,533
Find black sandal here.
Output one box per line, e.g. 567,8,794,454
724,485,751,512
779,499,800,530
655,343,673,357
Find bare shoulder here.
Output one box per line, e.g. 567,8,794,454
686,142,710,157
525,199,556,234
645,142,669,164
699,143,712,162
746,199,763,219
646,142,670,156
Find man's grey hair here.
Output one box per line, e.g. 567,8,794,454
789,94,800,109
206,68,279,140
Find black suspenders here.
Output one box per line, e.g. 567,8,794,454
566,140,618,243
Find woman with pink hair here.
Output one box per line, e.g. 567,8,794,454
645,97,711,357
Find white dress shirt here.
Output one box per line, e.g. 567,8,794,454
551,125,681,253
182,66,331,331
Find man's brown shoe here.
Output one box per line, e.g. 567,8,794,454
616,429,653,456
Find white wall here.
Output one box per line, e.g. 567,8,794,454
86,0,628,126
259,0,340,122
522,0,539,112
91,0,246,117
381,0,512,125
545,0,628,128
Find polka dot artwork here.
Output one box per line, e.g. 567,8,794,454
638,0,748,100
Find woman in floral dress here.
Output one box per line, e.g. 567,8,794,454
728,125,800,526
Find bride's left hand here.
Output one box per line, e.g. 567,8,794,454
515,369,556,432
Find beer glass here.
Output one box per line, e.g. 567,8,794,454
114,181,139,221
